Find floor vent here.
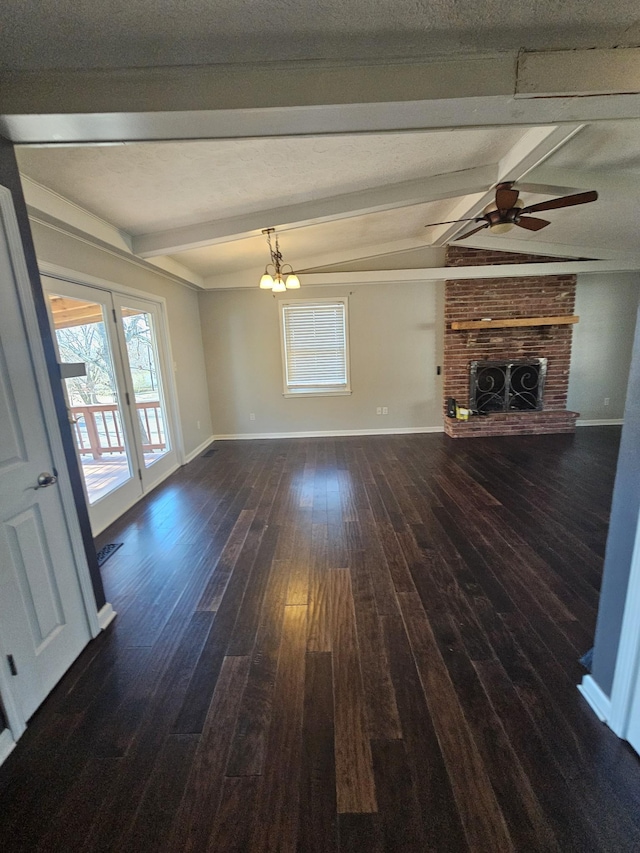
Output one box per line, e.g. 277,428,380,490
96,542,123,567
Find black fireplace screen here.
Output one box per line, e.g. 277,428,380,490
469,358,547,413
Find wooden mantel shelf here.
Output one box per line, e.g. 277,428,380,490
450,315,579,331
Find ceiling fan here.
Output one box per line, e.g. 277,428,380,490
424,182,598,240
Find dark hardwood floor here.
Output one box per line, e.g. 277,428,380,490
2,427,640,852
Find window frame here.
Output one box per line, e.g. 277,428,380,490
278,297,352,398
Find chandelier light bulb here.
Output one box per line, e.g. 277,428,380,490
272,275,287,293
285,274,301,289
260,273,275,289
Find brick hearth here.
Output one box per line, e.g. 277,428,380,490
444,246,579,438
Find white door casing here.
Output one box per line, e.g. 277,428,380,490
0,184,98,739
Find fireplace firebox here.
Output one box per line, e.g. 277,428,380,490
469,358,547,414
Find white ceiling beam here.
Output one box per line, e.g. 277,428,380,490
201,258,640,290
519,166,640,199
299,259,640,287
458,235,636,261
428,124,584,246
2,48,640,144
133,165,495,258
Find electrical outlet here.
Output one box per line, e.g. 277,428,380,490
382,406,389,415
250,413,256,421
376,407,382,415
604,397,610,407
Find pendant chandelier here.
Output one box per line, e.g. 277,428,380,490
259,228,300,292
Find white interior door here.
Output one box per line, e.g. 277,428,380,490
0,195,92,725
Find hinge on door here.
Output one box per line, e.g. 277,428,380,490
7,655,17,676
125,392,130,406
138,468,143,482
112,308,117,323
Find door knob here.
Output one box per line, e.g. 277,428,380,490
35,472,58,489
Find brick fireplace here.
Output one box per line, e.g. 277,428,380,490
443,246,579,438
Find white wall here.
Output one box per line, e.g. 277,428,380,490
569,273,640,420
29,221,213,456
199,281,444,437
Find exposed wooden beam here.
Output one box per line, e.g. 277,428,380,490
201,258,640,290
298,259,640,287
428,125,584,246
519,166,640,199
133,165,495,258
459,234,637,261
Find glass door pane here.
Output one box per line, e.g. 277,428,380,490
119,307,171,468
113,294,179,493
48,294,135,504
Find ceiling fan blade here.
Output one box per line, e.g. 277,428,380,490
516,216,550,232
454,223,489,241
424,217,479,227
495,183,519,212
520,190,598,214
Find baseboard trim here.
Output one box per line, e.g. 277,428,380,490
213,426,444,440
97,602,117,630
183,435,216,464
0,728,16,766
578,675,612,722
576,419,624,426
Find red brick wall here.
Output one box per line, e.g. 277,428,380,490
444,246,578,438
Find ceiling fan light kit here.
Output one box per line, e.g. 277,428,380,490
423,182,598,242
259,228,301,292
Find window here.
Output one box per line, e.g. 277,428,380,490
280,298,351,396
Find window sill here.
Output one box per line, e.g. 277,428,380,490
283,389,352,398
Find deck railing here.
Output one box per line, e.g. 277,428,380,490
70,401,166,459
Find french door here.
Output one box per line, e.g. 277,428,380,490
43,277,179,534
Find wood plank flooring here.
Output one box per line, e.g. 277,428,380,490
2,427,640,852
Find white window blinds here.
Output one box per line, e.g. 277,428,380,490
280,300,350,395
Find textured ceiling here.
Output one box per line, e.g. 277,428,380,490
1,1,639,71
17,129,523,234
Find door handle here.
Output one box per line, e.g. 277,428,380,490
34,472,58,489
